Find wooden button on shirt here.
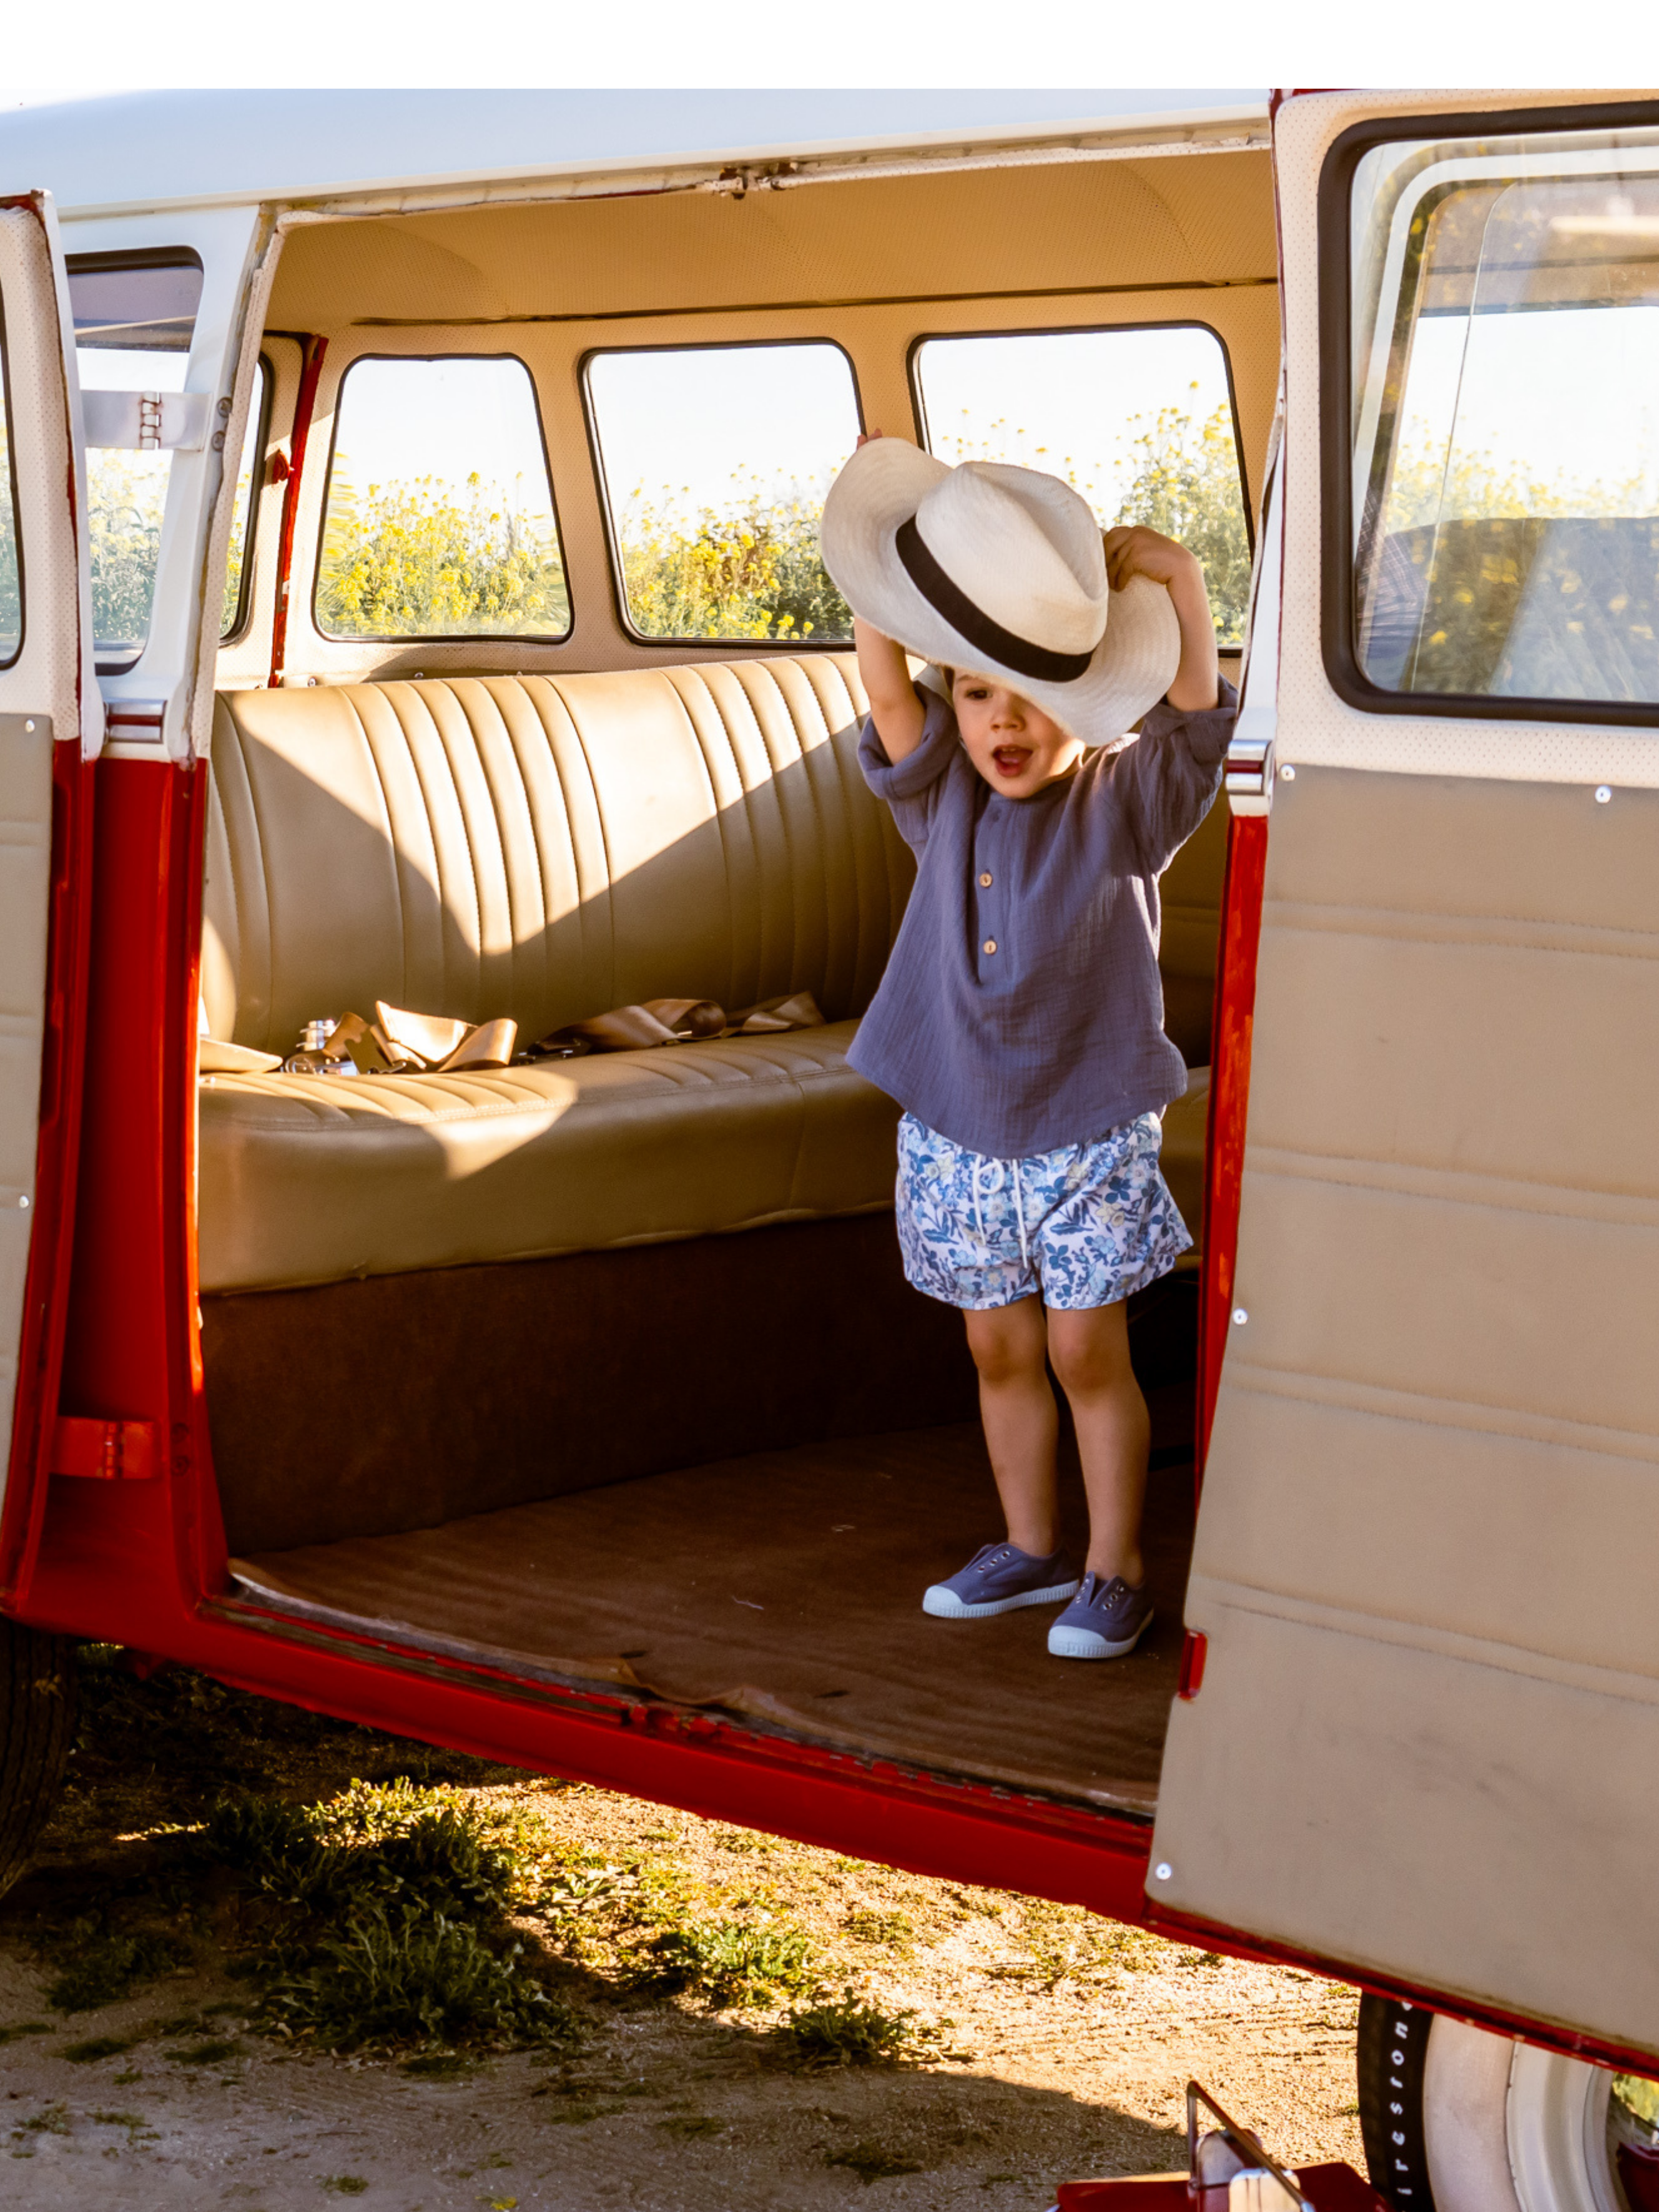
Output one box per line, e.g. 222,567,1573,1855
850,677,1238,1158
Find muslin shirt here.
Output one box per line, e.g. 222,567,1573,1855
849,677,1238,1160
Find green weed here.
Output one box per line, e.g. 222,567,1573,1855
657,2114,725,2138
825,2141,926,2183
165,2038,242,2065
0,2022,48,2044
786,1987,925,2069
322,2178,370,2195
842,1909,914,1955
17,2104,72,2136
45,1926,184,2012
61,2033,142,2063
259,1906,577,2054
646,1916,815,2007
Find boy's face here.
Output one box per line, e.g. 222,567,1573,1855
951,673,1083,799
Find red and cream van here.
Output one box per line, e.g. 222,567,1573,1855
0,85,1653,2210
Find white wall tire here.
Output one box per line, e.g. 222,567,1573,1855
1359,1993,1659,2212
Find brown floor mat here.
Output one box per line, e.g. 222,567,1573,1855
233,1419,1194,1814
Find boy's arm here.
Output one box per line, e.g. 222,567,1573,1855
1104,527,1220,712
853,616,927,762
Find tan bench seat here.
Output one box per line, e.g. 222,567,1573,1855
199,1019,898,1292
197,657,1221,1295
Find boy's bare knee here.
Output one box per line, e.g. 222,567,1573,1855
965,1304,1045,1387
1048,1312,1133,1398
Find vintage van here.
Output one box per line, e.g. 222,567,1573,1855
0,84,1655,2210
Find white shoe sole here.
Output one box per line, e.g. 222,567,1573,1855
922,1577,1081,1620
1048,1609,1154,1659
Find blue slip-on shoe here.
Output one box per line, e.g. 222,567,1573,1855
1046,1573,1154,1659
922,1541,1081,1620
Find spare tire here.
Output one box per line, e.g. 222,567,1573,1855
0,1620,76,1899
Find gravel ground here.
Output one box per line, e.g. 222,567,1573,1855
0,1653,1364,2210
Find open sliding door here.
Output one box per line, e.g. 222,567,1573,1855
0,191,100,1595
1151,91,1659,2062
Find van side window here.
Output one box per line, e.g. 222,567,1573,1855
912,326,1252,646
0,308,19,667
315,356,569,641
1348,142,1659,709
585,342,859,644
221,356,271,641
68,252,204,671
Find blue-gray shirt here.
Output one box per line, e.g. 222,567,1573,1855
849,678,1237,1159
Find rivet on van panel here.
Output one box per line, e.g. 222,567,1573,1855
1595,785,1613,804
1279,762,1296,781
18,1196,28,1209
1231,1307,1248,1325
1154,1862,1173,1881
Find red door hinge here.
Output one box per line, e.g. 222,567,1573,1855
51,1415,161,1481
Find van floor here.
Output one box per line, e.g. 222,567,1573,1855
230,1408,1195,1814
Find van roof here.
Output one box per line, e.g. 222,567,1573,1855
0,88,1270,220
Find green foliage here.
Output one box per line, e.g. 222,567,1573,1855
617,469,850,644
644,1914,817,2007
86,451,169,656
1111,400,1252,646
317,463,569,639
1616,2073,1659,2127
784,1984,925,2068
1383,439,1652,531
190,1780,576,2055
259,1905,569,2054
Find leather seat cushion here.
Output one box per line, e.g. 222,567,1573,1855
199,1019,900,1293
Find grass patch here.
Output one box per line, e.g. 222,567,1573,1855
164,2037,242,2065
645,1916,815,2008
17,2103,72,2136
657,2113,725,2138
0,2022,49,2044
786,1987,926,2069
842,1909,914,1955
541,2100,623,2125
44,1925,185,2012
322,2178,370,2195
825,2141,926,2183
61,2033,142,2063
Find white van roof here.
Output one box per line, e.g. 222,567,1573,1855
0,88,1270,219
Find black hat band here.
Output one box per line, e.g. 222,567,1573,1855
895,514,1095,684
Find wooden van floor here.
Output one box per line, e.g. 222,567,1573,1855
230,1412,1195,1815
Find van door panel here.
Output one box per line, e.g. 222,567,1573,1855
1153,90,1659,2057
0,193,98,1591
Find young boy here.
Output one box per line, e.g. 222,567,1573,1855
819,436,1236,1661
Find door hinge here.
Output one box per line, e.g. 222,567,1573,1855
51,1415,160,1481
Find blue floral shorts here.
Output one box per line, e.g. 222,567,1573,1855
894,1111,1191,1312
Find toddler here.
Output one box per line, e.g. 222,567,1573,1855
819,435,1236,1659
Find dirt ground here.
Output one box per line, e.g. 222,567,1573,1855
0,1651,1363,2210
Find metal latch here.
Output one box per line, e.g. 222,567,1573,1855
1223,702,1277,807
51,1416,160,1481
82,390,211,453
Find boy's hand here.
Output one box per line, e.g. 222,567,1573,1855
1103,526,1219,713
1103,525,1202,593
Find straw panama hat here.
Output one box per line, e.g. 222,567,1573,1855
820,441,1181,747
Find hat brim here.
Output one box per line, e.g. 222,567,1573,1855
820,439,1182,747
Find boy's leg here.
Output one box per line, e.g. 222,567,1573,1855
1046,1300,1149,1586
962,1296,1061,1556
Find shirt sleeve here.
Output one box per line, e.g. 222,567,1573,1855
1112,674,1239,875
857,687,960,853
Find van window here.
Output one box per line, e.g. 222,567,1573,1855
0,315,19,667
1349,143,1659,707
586,342,859,644
68,252,203,669
315,356,569,641
221,357,270,640
912,326,1251,645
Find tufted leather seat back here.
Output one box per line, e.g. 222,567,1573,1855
202,655,911,1056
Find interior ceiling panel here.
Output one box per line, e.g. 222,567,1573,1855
267,150,1277,330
